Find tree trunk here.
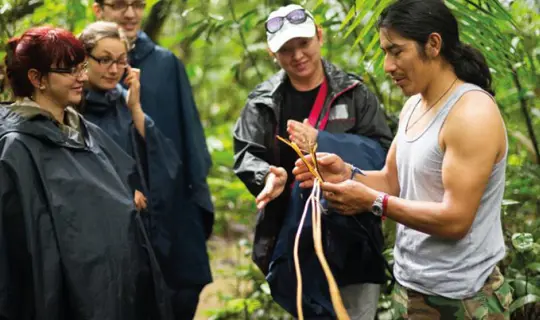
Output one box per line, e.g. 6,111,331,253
143,0,174,43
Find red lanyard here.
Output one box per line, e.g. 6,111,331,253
307,77,329,130
287,77,329,190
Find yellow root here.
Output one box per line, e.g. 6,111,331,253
278,136,349,320
276,135,324,182
311,180,349,320
293,186,312,320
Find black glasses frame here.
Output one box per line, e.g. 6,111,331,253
102,1,146,12
88,53,129,69
49,62,89,77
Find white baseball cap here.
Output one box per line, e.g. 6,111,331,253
266,4,316,53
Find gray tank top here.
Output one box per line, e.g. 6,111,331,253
394,83,507,299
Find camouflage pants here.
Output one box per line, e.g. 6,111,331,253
392,267,513,320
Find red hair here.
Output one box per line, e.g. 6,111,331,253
5,26,86,97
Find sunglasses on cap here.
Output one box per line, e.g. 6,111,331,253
265,9,313,34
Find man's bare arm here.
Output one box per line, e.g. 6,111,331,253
382,92,505,239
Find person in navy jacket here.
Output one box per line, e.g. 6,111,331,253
233,4,393,319
80,20,210,319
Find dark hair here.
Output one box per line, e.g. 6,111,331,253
377,0,494,96
94,0,104,4
5,26,86,98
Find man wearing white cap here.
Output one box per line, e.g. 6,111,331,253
234,4,393,320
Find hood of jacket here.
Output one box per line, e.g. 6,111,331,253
0,98,87,149
82,85,126,115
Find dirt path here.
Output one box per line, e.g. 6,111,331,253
194,237,246,319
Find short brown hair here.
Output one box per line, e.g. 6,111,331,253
78,21,130,54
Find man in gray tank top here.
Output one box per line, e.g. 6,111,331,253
293,0,513,318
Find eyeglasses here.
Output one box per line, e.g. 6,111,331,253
88,53,129,69
265,9,312,34
49,62,88,78
102,1,146,12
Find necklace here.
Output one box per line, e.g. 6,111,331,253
405,77,458,133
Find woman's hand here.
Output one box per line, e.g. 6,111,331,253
134,189,148,211
287,119,318,152
123,66,146,137
256,166,287,210
124,66,142,111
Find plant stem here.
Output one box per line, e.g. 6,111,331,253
510,66,540,163
227,0,264,82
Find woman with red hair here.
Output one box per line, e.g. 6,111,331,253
0,26,172,319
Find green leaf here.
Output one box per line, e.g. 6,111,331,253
527,263,540,274
502,199,520,206
447,0,521,70
181,7,196,17
343,9,370,40
359,33,380,61
188,22,211,43
260,282,271,295
509,294,540,313
238,8,258,21
512,233,534,253
339,7,357,31
355,0,393,46
488,0,519,27
511,280,540,297
311,0,325,12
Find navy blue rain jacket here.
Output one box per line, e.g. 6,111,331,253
82,86,211,289
128,31,214,244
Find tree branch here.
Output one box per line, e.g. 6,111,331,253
510,66,540,163
0,14,12,39
4,0,44,23
0,0,45,39
227,0,264,82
